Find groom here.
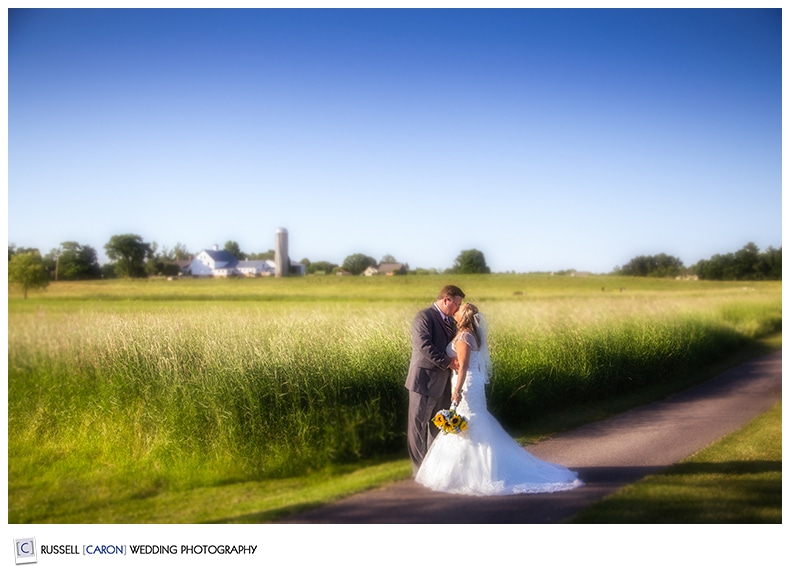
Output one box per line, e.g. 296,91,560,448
405,284,465,475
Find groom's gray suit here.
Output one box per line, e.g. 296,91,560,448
405,304,457,473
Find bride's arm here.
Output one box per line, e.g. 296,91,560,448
452,337,470,405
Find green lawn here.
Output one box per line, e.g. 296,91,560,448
10,457,412,524
571,401,782,523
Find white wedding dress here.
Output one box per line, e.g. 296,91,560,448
415,331,583,496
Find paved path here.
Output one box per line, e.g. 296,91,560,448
280,351,782,523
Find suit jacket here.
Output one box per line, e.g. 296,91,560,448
404,305,457,398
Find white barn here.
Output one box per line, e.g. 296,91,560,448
187,249,277,278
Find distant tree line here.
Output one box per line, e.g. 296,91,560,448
8,234,493,289
10,233,780,287
692,242,781,280
616,243,781,280
300,249,491,276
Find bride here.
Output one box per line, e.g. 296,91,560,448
415,303,583,496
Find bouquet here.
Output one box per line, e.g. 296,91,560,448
431,405,468,435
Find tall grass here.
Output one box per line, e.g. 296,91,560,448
485,297,775,424
7,276,781,522
10,303,411,482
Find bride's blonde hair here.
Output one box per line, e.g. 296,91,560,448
455,303,481,346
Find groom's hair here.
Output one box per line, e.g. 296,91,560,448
438,285,465,300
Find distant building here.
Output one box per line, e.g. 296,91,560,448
275,227,288,278
378,262,408,276
237,259,277,277
187,249,276,278
363,262,409,276
186,228,305,278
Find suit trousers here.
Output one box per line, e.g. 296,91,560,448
407,389,447,475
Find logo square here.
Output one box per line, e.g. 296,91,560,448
14,538,37,565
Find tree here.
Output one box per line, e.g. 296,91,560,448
414,267,440,275
693,243,782,280
617,253,684,278
733,242,760,279
693,252,733,280
9,245,39,259
145,244,181,277
342,253,377,275
249,249,275,261
173,243,193,262
224,241,247,260
104,234,153,278
44,247,61,279
9,251,49,298
380,254,397,264
47,242,101,280
100,263,117,279
307,260,339,275
758,246,782,280
450,249,490,274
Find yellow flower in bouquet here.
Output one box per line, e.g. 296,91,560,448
431,407,468,435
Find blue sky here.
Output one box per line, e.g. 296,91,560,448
7,8,782,273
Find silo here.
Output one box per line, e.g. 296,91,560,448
274,227,289,277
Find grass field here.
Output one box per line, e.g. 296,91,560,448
7,274,782,523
